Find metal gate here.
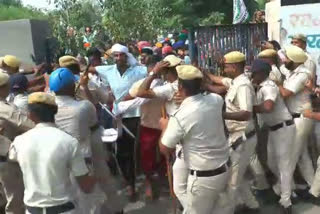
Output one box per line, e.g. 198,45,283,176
192,23,267,72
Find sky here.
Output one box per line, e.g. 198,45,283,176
21,0,55,10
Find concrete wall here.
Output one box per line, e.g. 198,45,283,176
0,19,51,67
265,0,281,42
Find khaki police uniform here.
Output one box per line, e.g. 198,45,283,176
256,79,295,208
0,72,34,214
283,46,315,187
221,52,259,211
161,65,230,214
9,92,89,214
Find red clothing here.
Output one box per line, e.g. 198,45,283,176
139,126,165,175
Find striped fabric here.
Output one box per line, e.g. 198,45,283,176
233,0,250,24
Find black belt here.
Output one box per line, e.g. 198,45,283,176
190,160,230,177
0,156,7,162
26,202,75,214
292,113,301,119
269,120,294,131
231,130,256,151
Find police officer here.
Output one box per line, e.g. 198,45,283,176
258,49,283,83
159,65,230,214
136,55,191,208
208,51,259,212
0,71,34,214
9,92,95,214
252,59,296,213
277,46,315,189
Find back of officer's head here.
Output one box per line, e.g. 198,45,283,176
28,92,57,123
177,65,203,96
49,68,76,96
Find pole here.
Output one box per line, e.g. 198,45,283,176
99,102,136,140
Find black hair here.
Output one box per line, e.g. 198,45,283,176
87,47,102,58
269,40,281,51
28,103,58,123
179,78,202,96
66,64,81,75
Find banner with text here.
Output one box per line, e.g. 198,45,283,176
280,3,320,82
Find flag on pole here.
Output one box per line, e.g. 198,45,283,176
233,0,250,24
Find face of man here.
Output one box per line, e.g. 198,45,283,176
291,38,306,50
89,56,102,67
251,72,266,86
140,53,151,65
113,52,127,67
224,63,239,79
284,57,295,70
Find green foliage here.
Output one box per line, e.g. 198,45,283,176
0,5,46,21
0,0,21,7
102,0,168,42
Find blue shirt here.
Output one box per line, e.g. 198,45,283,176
96,64,147,118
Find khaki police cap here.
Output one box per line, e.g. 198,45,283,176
3,55,21,68
258,49,278,58
163,55,182,67
59,55,78,67
285,46,307,63
176,65,203,80
28,92,57,106
292,34,307,42
0,72,9,87
224,51,246,64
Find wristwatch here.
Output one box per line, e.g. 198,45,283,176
149,71,155,76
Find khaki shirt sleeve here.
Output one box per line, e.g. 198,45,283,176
1,108,35,133
221,78,233,89
284,73,308,94
236,85,253,112
161,116,184,149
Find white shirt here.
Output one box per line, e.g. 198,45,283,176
55,96,98,158
283,64,312,114
116,78,164,129
12,93,28,112
9,123,88,207
162,93,229,171
269,65,282,83
153,80,179,116
96,64,147,118
222,73,256,142
256,79,292,126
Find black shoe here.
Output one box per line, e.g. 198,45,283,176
280,205,292,214
254,188,280,204
235,205,260,214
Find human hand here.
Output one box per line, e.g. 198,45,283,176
153,61,170,74
303,109,313,119
159,117,169,131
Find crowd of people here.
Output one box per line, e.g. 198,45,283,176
0,32,319,214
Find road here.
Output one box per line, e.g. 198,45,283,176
120,176,320,214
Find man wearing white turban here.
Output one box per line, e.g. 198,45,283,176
89,43,147,200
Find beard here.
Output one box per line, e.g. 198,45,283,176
284,61,294,70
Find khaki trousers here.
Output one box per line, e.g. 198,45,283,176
173,154,189,210
0,162,25,214
310,156,320,197
267,123,295,207
186,169,229,214
292,117,314,186
227,134,258,212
